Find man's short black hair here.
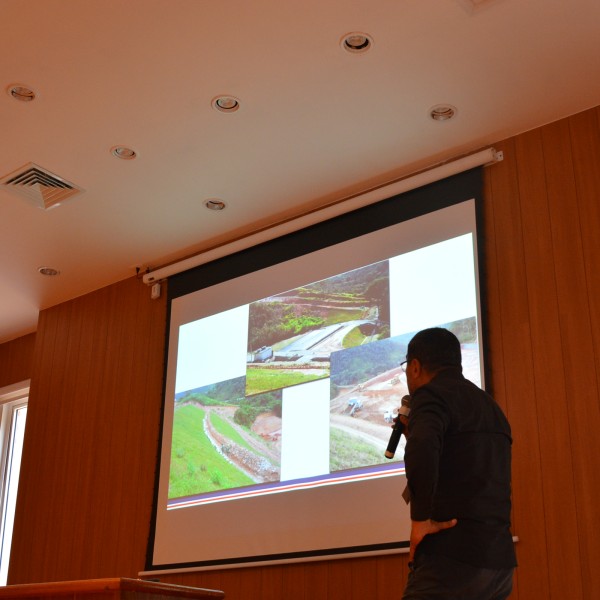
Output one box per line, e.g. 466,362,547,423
407,327,462,372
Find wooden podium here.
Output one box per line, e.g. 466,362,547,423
0,578,224,600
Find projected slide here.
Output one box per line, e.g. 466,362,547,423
167,234,480,507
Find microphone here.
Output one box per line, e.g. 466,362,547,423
385,395,411,459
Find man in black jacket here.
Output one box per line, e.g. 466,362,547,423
401,327,516,600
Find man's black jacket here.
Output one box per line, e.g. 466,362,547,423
404,367,517,568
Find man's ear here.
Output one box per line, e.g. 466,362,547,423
413,359,436,387
410,358,434,389
410,358,422,377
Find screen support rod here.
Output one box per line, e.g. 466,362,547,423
143,147,501,284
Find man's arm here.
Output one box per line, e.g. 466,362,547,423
404,389,449,520
404,388,455,560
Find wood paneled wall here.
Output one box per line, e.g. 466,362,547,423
8,276,167,583
0,332,35,388
481,107,600,600
5,106,600,598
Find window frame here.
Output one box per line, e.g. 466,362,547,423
0,380,29,585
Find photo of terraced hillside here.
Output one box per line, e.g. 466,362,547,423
246,259,390,396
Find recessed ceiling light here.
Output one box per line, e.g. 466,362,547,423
8,84,36,102
212,96,240,113
111,146,137,160
341,32,373,54
429,104,458,121
205,199,226,211
38,266,60,276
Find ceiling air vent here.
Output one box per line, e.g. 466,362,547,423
0,162,84,209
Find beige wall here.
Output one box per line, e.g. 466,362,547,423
3,106,599,599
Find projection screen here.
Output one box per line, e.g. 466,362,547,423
145,168,486,572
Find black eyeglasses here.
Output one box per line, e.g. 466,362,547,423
400,360,408,372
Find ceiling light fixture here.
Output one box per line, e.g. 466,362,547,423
212,96,240,113
38,266,60,276
429,104,458,121
111,146,137,160
205,199,226,211
8,84,36,102
341,32,373,54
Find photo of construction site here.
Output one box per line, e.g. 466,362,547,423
245,259,391,397
329,316,480,471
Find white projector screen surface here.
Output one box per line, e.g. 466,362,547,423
148,174,486,571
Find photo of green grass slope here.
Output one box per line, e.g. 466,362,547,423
169,404,254,499
169,376,283,502
245,367,324,397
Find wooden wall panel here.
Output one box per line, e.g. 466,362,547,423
8,276,167,584
548,112,600,599
0,332,35,388
6,105,600,599
309,561,330,600
348,556,377,599
375,554,404,600
259,567,283,600
280,562,305,600
478,108,600,598
484,138,546,599
570,108,600,386
513,126,581,598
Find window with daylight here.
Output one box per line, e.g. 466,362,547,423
0,382,28,585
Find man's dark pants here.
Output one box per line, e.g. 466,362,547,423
402,553,514,600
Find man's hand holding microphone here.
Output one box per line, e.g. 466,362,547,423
385,395,411,459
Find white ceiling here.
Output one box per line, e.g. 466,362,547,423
1,0,599,344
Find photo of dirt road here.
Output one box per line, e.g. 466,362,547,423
330,363,408,470
329,342,481,471
204,405,281,483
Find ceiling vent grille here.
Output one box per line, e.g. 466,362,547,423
0,162,84,209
